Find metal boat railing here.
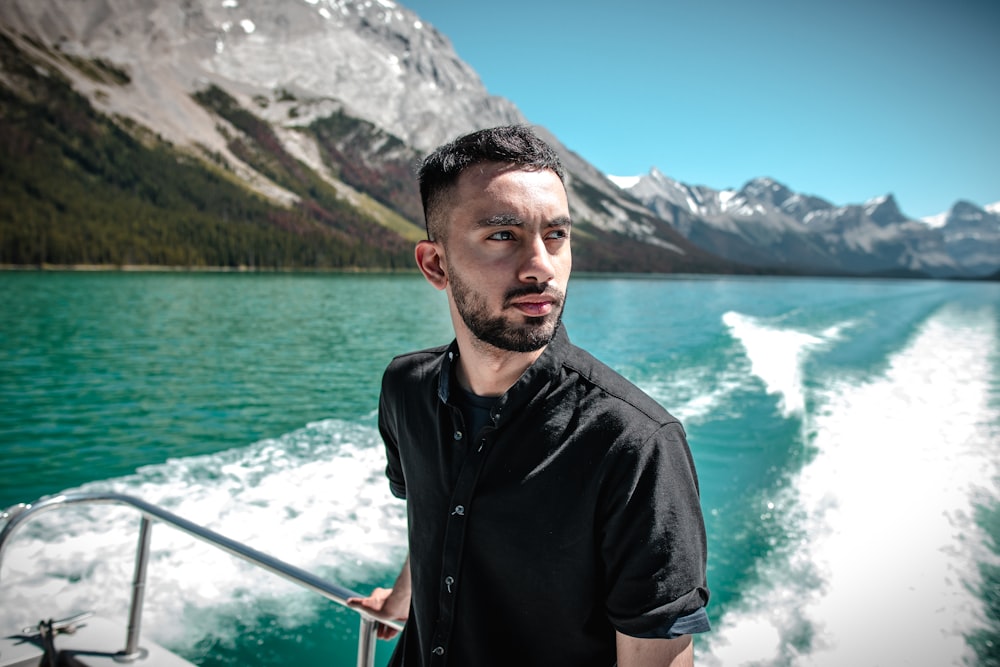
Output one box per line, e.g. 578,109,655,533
0,492,402,667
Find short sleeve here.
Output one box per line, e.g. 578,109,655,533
599,421,710,636
379,368,407,500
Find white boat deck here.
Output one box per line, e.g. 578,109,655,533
1,616,196,667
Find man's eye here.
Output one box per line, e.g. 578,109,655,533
488,230,515,241
548,229,569,240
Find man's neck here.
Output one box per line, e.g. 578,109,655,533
454,333,546,398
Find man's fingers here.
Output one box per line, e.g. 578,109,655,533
346,590,403,640
345,597,370,611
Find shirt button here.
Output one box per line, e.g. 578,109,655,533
453,430,462,440
445,575,455,593
432,646,445,656
451,505,465,516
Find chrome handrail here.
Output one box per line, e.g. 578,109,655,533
0,492,402,667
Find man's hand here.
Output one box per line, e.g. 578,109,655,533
347,586,410,640
348,553,412,640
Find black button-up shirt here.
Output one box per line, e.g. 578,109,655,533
379,326,709,667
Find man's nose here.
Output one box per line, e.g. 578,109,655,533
518,235,556,283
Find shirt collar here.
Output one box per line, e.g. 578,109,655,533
436,323,571,423
437,340,461,404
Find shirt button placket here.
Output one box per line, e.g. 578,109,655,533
434,408,488,665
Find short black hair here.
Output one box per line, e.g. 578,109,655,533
418,125,565,241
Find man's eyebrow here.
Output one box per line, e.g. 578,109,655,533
474,214,573,228
475,214,522,228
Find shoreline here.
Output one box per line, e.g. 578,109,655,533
3,264,994,282
0,263,421,274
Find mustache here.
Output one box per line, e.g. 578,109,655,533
503,283,565,304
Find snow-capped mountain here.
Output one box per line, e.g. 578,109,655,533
616,169,995,277
0,0,730,273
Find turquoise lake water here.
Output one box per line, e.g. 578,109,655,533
1,272,998,666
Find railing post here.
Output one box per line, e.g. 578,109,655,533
120,515,152,662
356,616,378,667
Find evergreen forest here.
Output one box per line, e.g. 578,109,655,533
0,32,420,270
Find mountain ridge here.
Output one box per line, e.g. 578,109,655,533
614,168,1000,278
0,0,994,277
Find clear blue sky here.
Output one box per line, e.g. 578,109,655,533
401,0,999,219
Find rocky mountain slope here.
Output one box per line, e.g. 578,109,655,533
0,0,734,274
616,168,1000,278
932,201,1000,277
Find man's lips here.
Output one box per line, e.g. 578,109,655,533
507,292,559,317
504,285,563,318
510,299,554,317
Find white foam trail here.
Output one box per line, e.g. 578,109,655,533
703,304,1000,666
642,364,746,425
722,312,840,418
647,314,846,427
0,419,407,647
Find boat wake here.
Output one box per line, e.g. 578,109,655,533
0,419,407,649
702,303,1000,666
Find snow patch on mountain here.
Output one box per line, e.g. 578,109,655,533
608,175,641,189
922,212,949,228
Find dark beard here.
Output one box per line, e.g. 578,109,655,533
450,272,565,353
466,311,560,353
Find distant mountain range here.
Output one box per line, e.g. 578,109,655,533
0,0,995,278
611,169,1000,278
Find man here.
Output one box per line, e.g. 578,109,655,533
349,126,710,666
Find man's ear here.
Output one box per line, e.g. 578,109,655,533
415,240,448,290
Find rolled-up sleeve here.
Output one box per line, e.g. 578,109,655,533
600,421,710,637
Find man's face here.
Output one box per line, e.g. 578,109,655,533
437,163,572,353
